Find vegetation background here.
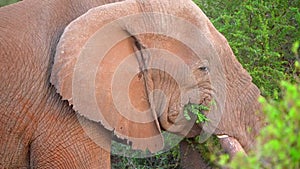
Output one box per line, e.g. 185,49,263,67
1,0,299,168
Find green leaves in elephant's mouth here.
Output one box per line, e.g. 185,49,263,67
183,102,209,124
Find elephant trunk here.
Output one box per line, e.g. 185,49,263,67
211,81,263,158
217,135,246,158
215,82,264,158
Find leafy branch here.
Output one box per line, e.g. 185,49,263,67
183,102,210,124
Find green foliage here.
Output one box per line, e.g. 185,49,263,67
194,0,300,97
0,0,19,7
217,79,300,169
183,102,209,123
111,145,181,169
111,132,183,169
193,1,300,168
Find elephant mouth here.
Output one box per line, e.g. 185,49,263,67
168,97,211,123
163,91,247,158
160,91,212,137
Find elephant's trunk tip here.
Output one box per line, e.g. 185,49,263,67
217,134,247,158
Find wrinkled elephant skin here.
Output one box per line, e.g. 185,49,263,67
0,0,262,168
0,0,121,168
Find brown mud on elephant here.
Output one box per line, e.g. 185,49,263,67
0,0,263,168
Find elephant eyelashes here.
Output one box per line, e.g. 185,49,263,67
199,66,209,72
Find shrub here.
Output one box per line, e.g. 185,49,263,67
0,0,19,7
218,75,300,168
193,1,300,168
194,0,300,97
111,145,181,169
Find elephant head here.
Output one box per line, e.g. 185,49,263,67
50,0,263,156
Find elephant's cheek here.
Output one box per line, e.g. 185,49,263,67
159,110,173,131
159,111,196,137
159,111,184,135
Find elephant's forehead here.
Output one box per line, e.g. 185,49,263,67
134,33,213,66
133,0,213,33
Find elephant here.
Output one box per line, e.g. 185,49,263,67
0,0,263,168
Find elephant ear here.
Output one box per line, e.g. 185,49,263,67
50,1,163,153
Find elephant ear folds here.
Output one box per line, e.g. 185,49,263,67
50,1,164,153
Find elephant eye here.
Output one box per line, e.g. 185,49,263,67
199,66,209,72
